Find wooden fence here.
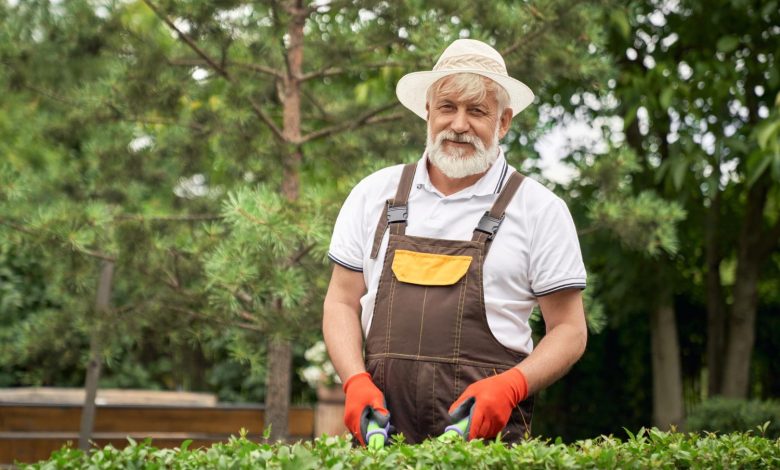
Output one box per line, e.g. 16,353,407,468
0,402,315,464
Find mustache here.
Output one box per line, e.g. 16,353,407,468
434,130,484,148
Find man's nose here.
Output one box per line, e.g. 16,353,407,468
449,109,470,133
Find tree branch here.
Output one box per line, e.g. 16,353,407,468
166,305,265,332
302,87,332,121
144,0,285,141
501,0,583,58
502,25,548,57
1,218,116,262
577,225,600,236
234,288,254,307
70,246,116,263
168,57,284,79
237,310,257,323
246,97,286,141
231,61,285,78
0,218,36,235
235,207,269,226
142,0,231,81
300,102,403,143
300,61,405,82
285,243,316,268
115,214,223,223
21,82,207,133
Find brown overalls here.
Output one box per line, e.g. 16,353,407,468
365,163,533,444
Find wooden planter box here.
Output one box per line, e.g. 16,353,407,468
0,401,314,464
314,385,347,438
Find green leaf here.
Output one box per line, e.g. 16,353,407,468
180,439,192,451
671,157,688,191
659,87,674,110
623,105,639,128
610,10,631,40
716,35,740,53
755,120,780,150
761,1,778,18
354,83,370,104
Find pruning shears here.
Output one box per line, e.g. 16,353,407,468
365,418,390,449
439,416,471,439
439,398,475,441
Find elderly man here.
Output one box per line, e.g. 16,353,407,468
323,39,587,445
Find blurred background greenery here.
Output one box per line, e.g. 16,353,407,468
1,0,778,442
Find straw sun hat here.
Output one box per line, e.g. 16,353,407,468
395,39,535,120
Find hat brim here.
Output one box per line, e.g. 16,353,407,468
396,69,535,120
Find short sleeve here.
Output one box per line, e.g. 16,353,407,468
529,198,587,296
328,185,367,272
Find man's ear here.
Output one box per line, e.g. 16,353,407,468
498,107,513,139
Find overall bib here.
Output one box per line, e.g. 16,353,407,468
365,163,533,444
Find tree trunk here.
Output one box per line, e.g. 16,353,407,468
263,0,305,442
721,177,769,397
265,335,293,441
79,260,114,451
650,287,685,430
705,188,727,397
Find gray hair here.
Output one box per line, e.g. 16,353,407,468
426,73,510,114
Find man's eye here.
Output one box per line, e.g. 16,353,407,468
470,108,486,115
439,104,454,110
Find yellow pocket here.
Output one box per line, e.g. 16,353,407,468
391,249,472,286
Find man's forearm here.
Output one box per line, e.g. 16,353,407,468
516,322,587,396
323,300,366,383
515,289,587,395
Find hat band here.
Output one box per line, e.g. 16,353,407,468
433,54,507,75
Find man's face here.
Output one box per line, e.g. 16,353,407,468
425,77,512,179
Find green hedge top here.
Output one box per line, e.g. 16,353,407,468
24,428,780,470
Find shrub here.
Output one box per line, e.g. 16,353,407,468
20,428,780,469
687,398,780,438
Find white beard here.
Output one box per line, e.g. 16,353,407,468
425,125,500,179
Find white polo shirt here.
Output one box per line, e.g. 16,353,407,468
328,150,586,354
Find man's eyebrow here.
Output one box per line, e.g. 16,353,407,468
435,97,456,104
435,96,487,107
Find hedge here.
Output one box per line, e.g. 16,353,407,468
687,398,780,438
22,428,780,469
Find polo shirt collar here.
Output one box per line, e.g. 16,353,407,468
415,148,510,199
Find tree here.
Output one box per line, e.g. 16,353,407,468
605,0,780,399
556,0,780,432
0,0,220,447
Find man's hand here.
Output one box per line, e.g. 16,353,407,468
448,368,528,440
343,372,390,446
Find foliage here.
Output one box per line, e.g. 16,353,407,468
22,429,780,469
688,398,780,439
203,185,330,336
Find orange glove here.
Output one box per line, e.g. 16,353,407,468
448,368,528,440
342,372,390,446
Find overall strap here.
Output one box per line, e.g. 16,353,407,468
472,171,525,253
370,163,417,259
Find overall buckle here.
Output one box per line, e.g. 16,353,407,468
475,211,503,240
387,204,408,223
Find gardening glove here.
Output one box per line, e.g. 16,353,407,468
342,372,390,446
448,368,528,441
